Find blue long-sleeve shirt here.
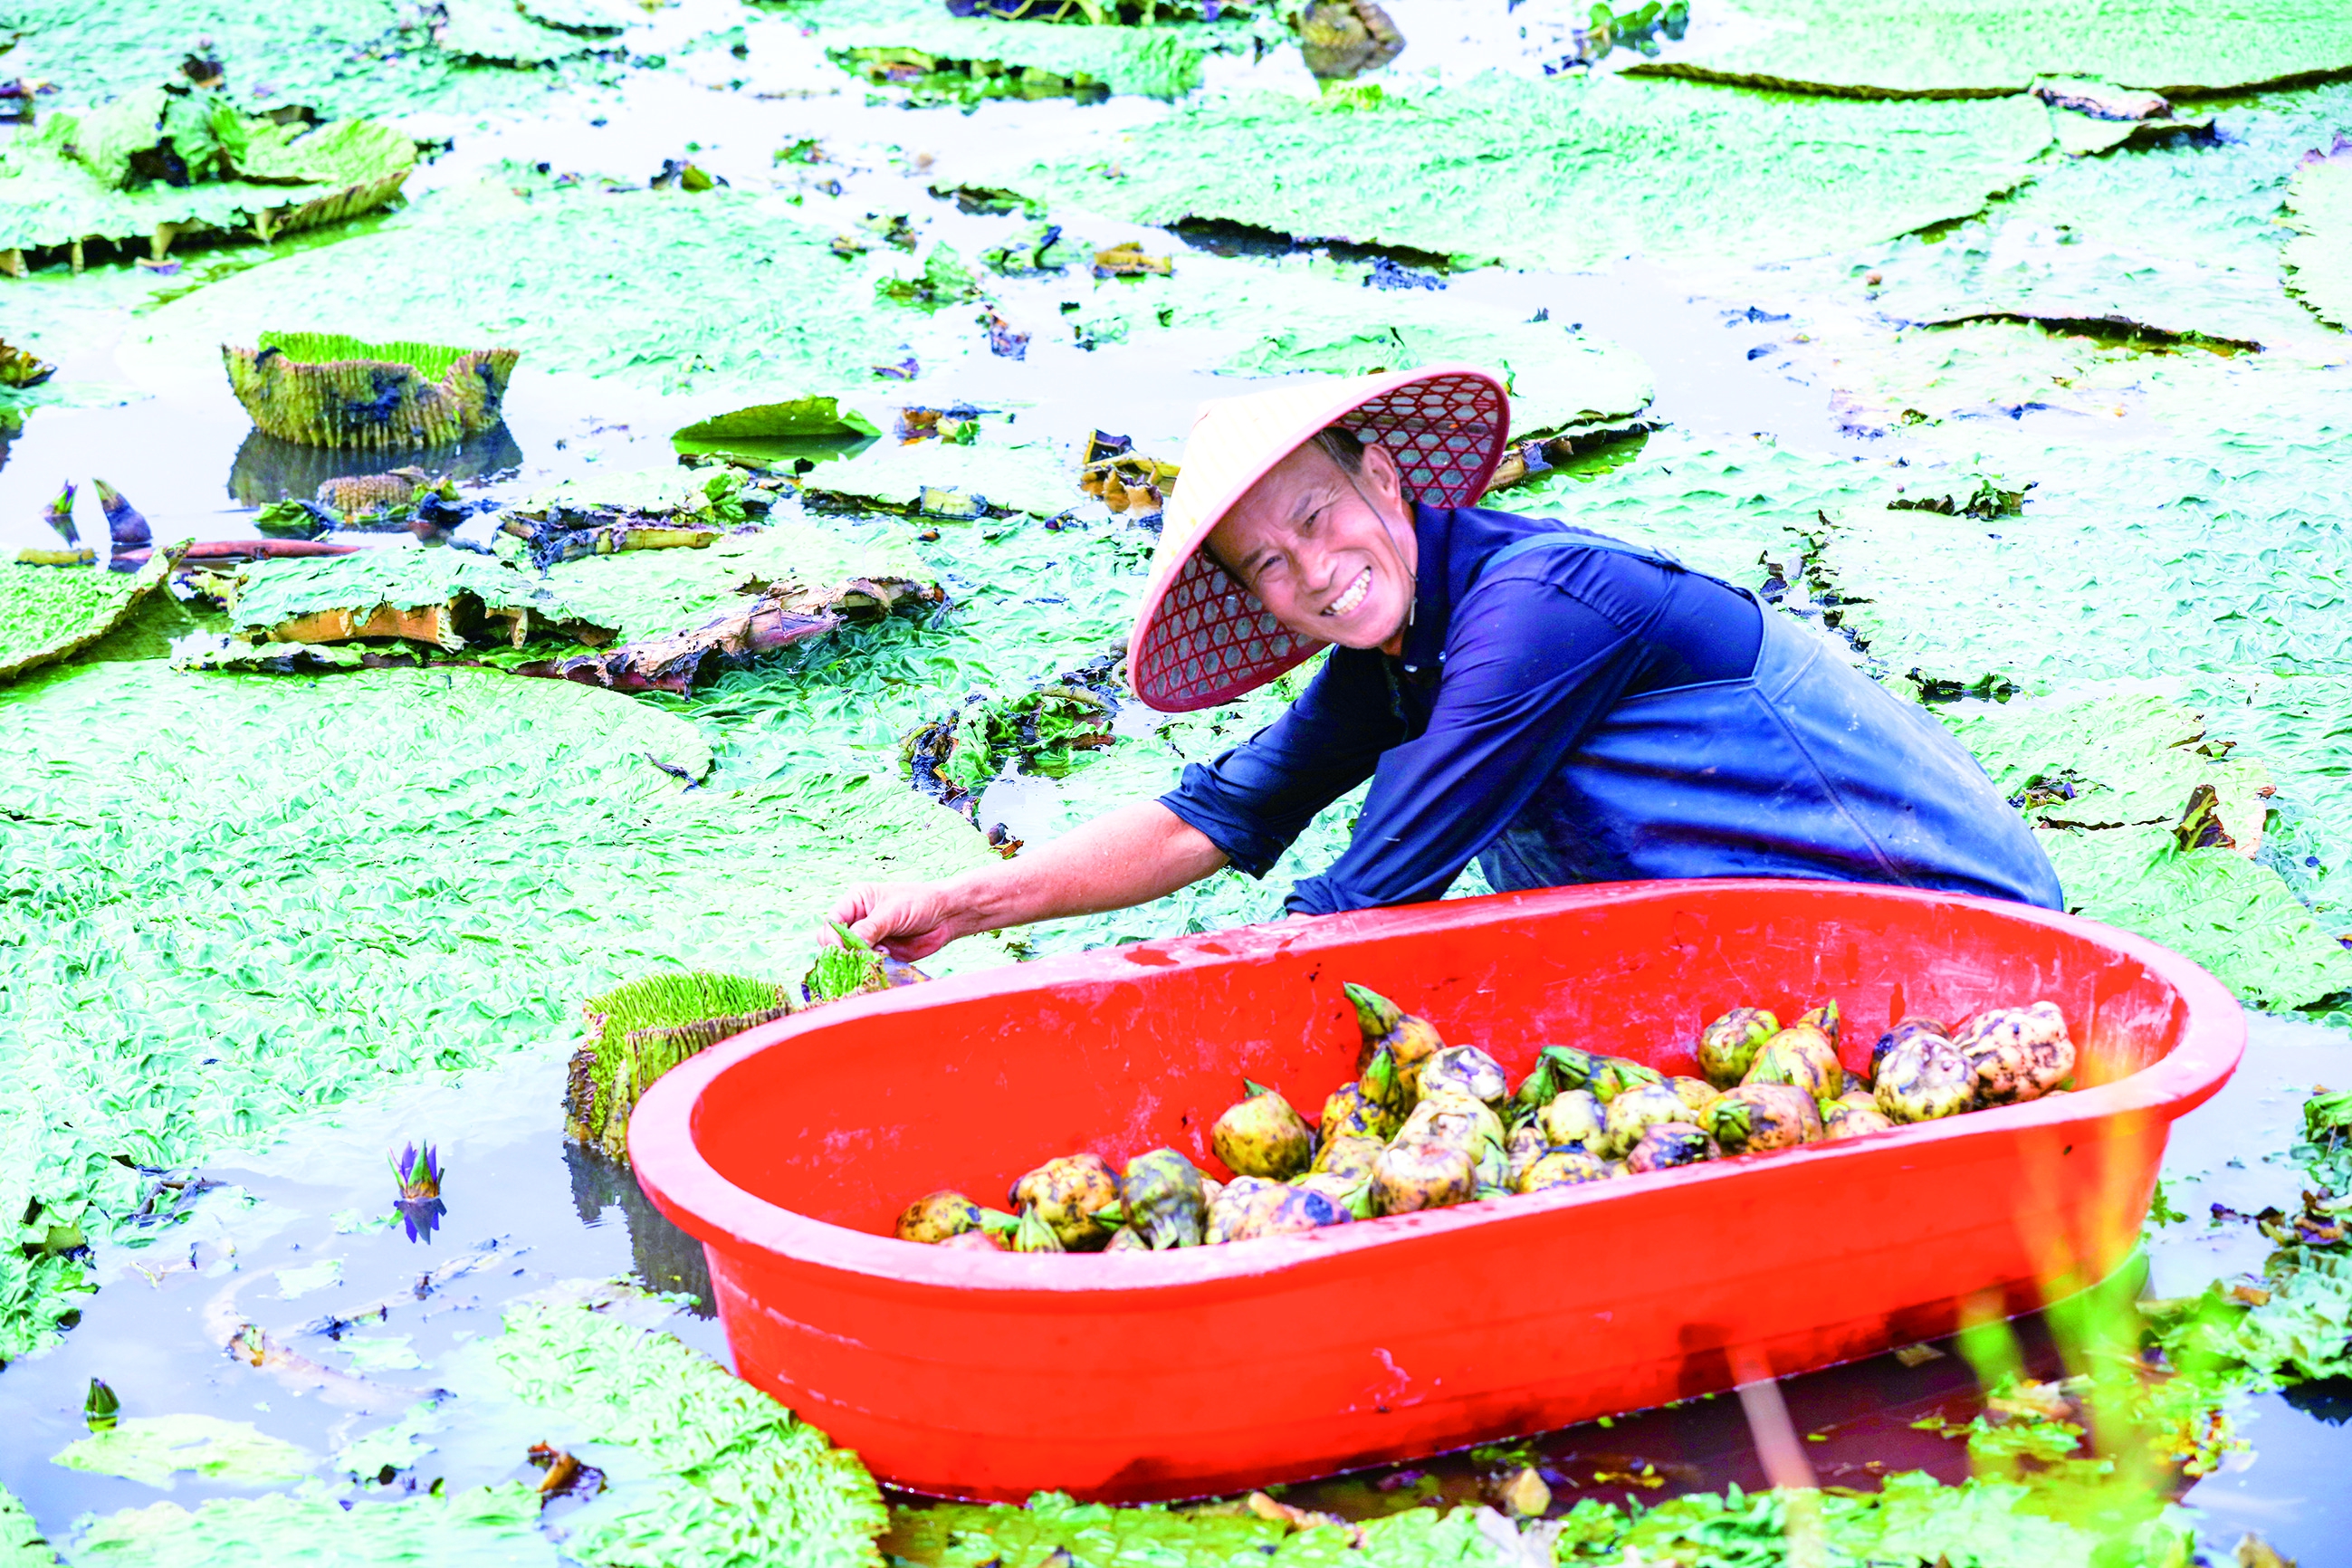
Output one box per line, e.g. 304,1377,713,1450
1160,502,2061,916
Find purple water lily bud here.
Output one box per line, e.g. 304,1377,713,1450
92,477,151,568
43,481,78,547
389,1142,447,1244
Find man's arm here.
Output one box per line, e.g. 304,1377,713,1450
832,801,1229,960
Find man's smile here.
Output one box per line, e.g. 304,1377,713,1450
1323,566,1373,618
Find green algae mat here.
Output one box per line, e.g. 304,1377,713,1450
1001,74,2053,269
0,550,175,683
122,183,955,397
0,659,994,1362
796,0,1256,99
2284,146,2352,329
0,0,631,120
1631,0,2352,97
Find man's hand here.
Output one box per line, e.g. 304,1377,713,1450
825,803,1230,961
830,881,979,961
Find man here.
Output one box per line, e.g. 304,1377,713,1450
834,367,2060,960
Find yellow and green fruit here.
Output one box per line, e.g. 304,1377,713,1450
1009,1153,1120,1250
1211,1081,1315,1180
1952,1000,2074,1105
1343,982,1446,1096
1013,1203,1067,1253
1601,1081,1692,1157
1107,1146,1209,1249
1705,1084,1823,1155
1421,1045,1508,1109
1537,1087,1607,1151
1824,1101,1897,1141
1516,1147,1615,1192
1874,1035,1976,1124
1667,1076,1720,1115
1207,1175,1348,1242
1741,1024,1842,1100
894,1190,1017,1245
1869,1016,1948,1080
1588,1055,1664,1102
1624,1123,1715,1171
1696,1007,1777,1088
1372,1140,1478,1215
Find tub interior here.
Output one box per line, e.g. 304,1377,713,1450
689,886,2191,1237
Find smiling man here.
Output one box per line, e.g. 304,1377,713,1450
834,367,2060,959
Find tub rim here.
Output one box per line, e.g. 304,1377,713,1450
628,878,2243,1294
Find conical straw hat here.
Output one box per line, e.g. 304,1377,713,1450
1127,366,1510,712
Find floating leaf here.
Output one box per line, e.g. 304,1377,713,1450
53,1415,317,1490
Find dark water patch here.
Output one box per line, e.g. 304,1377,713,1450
226,422,526,506
1170,216,1458,273
1923,311,2264,355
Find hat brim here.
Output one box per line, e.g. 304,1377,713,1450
1126,366,1511,712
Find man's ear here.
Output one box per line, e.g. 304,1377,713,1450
1359,439,1406,510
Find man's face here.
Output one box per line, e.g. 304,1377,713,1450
1207,438,1415,653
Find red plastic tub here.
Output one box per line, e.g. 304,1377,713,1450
629,880,2242,1503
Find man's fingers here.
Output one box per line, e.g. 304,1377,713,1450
828,884,879,927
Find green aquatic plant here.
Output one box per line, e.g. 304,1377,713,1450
129,183,944,397
223,550,603,651
0,91,415,256
481,1289,889,1568
225,332,518,450
0,545,177,683
0,661,998,1360
569,970,794,1154
1627,0,2352,96
803,0,1242,99
53,1414,319,1489
2282,140,2352,330
1002,73,2051,270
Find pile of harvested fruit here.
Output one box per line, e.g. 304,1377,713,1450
894,984,2077,1253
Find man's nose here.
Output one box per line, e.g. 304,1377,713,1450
1296,540,1338,596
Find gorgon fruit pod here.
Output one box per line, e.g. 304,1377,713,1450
1343,983,1446,1097
1696,1007,1778,1089
1951,1000,2074,1106
1600,1081,1692,1158
1420,1045,1508,1110
1741,1025,1842,1101
1869,1017,1949,1082
1210,1081,1315,1180
1372,1140,1478,1216
1874,1035,1976,1124
1706,1083,1824,1155
1623,1123,1716,1172
1009,1153,1120,1250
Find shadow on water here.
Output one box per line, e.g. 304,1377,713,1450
225,421,527,506
564,1143,716,1316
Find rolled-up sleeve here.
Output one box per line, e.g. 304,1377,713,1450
1157,650,1401,877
